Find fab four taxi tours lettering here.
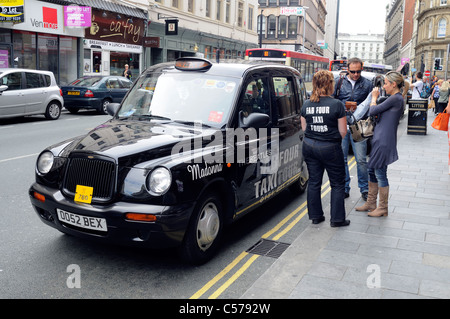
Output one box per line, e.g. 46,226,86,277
305,105,330,133
254,144,300,200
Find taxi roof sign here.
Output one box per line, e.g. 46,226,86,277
175,58,212,71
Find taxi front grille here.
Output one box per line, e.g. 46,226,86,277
63,157,116,202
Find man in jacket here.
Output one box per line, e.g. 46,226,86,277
334,57,373,200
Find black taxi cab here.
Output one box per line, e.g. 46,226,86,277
29,57,309,264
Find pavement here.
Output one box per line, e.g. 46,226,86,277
241,110,450,299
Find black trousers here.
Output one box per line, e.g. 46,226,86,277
303,137,346,223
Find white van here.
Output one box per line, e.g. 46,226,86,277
0,68,64,120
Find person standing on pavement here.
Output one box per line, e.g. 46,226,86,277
410,71,424,100
123,64,132,80
437,80,449,114
356,71,406,217
334,57,373,201
301,70,350,227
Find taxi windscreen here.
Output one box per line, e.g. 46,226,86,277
118,72,239,127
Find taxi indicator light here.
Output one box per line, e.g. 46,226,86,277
34,192,45,203
175,57,212,71
125,213,157,222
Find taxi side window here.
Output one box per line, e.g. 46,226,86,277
239,78,270,117
272,76,296,119
2,72,22,91
295,75,306,108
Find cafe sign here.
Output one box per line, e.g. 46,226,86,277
85,8,144,45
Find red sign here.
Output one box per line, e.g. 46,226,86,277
424,70,431,77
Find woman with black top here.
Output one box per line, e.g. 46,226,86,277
301,70,350,227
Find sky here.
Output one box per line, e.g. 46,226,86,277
338,0,391,35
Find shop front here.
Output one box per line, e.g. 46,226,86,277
0,0,84,84
83,8,145,80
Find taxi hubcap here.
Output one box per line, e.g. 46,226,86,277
196,202,220,251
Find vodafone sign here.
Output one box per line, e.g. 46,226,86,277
11,0,83,36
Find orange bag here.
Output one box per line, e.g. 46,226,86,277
431,111,449,131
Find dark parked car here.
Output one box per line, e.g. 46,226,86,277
29,58,309,264
61,76,132,114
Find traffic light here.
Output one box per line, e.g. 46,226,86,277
434,58,441,70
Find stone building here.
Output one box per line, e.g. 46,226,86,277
415,0,449,79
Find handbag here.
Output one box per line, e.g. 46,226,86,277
349,115,375,142
429,99,435,109
431,111,449,131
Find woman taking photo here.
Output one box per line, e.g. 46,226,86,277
356,71,407,217
301,70,349,227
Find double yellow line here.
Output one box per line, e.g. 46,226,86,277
190,157,357,299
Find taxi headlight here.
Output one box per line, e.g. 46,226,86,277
37,151,54,175
147,167,171,195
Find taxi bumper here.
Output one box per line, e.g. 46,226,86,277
29,182,195,249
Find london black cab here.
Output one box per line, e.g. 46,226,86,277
29,57,309,264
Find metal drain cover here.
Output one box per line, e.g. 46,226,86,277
246,239,290,259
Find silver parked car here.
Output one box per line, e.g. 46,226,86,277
0,68,64,120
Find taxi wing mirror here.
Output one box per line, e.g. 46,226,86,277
239,111,270,128
106,102,120,116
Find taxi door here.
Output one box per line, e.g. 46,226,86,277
232,70,302,218
231,71,277,217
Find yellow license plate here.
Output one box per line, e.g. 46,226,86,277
75,185,93,204
68,91,80,95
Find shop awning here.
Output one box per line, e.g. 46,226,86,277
40,0,148,20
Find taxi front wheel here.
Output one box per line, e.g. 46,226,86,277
179,192,223,265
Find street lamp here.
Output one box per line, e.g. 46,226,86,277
302,6,309,53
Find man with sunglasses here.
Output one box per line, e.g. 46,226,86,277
334,57,373,201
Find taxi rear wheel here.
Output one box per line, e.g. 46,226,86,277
179,192,223,265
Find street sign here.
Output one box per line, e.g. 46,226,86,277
424,70,431,77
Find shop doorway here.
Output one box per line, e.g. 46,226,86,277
0,44,12,68
93,51,102,73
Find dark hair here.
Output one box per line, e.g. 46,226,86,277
348,57,363,69
310,70,335,103
416,71,423,79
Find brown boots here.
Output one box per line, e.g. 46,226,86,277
355,182,389,217
368,186,389,217
355,182,378,212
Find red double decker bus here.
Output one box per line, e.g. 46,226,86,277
245,48,329,90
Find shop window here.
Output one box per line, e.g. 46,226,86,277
13,30,36,70
38,33,58,78
60,36,78,84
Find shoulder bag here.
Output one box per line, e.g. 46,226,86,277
349,114,375,142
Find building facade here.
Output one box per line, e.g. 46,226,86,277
145,0,259,65
384,0,403,69
338,33,386,64
257,0,327,56
415,0,449,79
0,0,259,84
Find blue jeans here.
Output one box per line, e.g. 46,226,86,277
341,132,368,194
368,167,389,187
303,138,346,223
